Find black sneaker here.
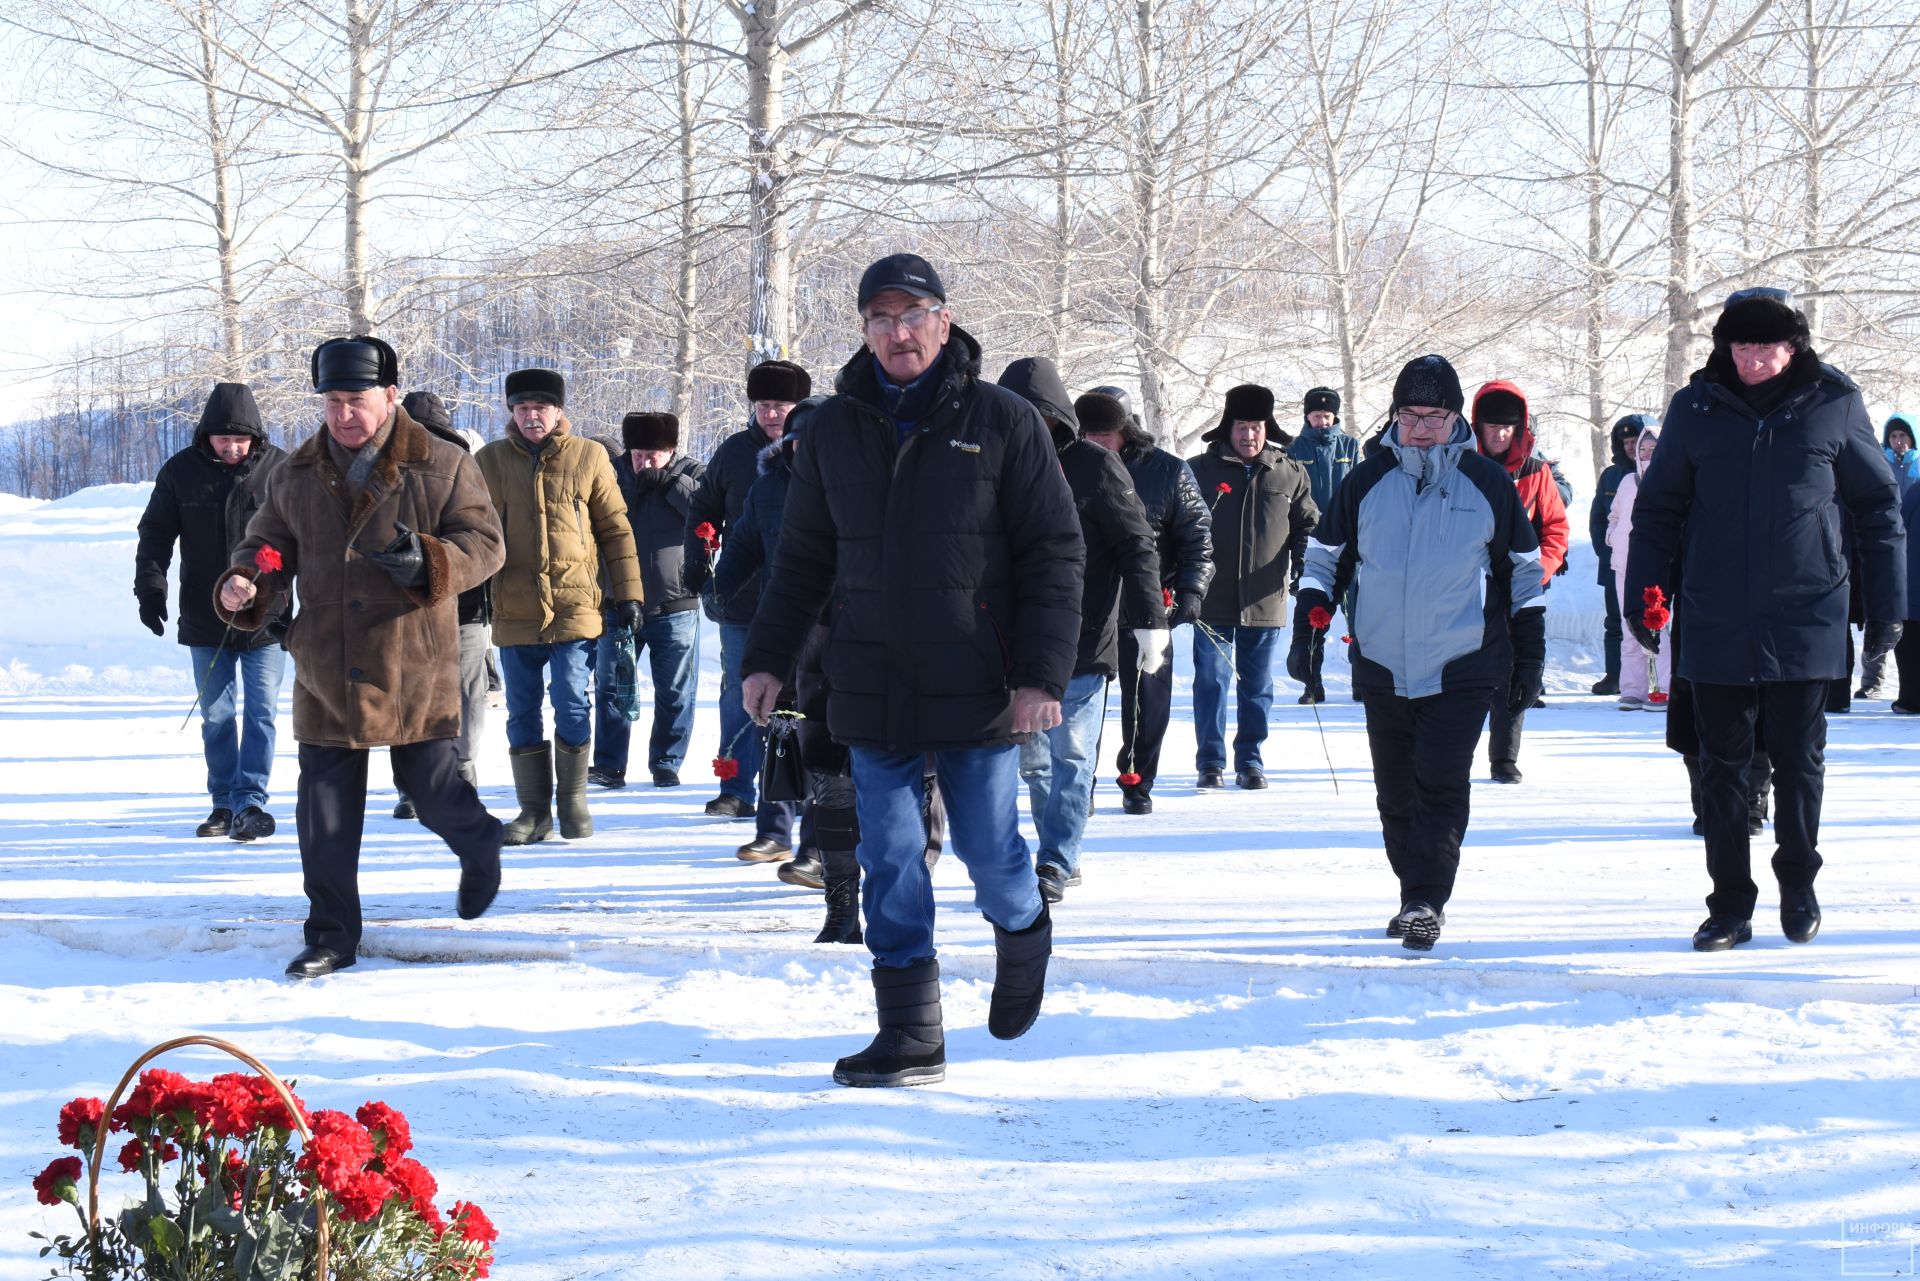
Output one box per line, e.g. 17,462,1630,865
230,807,276,842
1235,768,1267,790
704,794,751,819
652,767,681,787
195,807,233,838
1386,903,1446,938
1196,768,1225,790
391,796,417,820
587,766,626,789
1397,903,1443,952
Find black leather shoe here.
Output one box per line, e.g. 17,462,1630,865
1590,676,1619,695
1120,787,1153,815
1491,765,1523,784
1781,887,1821,943
1692,918,1753,952
586,766,626,789
736,837,792,863
458,846,502,920
1036,862,1074,904
1235,768,1267,790
705,794,751,819
777,850,825,888
392,796,417,820
1196,768,1225,790
285,945,354,979
230,807,276,842
195,807,233,838
652,767,681,787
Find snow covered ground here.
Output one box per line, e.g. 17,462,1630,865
5,485,1920,1278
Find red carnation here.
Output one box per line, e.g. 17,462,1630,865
1307,606,1332,631
117,1138,180,1173
385,1155,438,1222
1117,772,1142,787
32,1156,82,1207
110,1067,192,1132
712,756,740,781
1642,585,1666,607
1644,604,1671,631
450,1200,499,1278
694,521,720,552
1340,634,1353,644
198,1074,258,1140
1162,586,1174,609
247,1075,309,1134
356,1101,412,1159
1216,482,1232,494
57,1097,106,1151
297,1110,375,1193
332,1169,397,1223
254,544,283,574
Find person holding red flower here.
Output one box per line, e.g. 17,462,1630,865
215,336,508,979
1292,354,1546,952
1625,286,1905,952
1184,383,1319,790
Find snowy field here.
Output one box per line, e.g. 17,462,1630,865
5,485,1920,1278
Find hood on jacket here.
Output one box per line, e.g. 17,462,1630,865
996,356,1078,448
758,394,829,474
1883,412,1917,452
1630,422,1661,476
1471,380,1535,474
194,382,267,448
1610,413,1654,466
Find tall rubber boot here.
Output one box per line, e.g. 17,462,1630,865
814,845,863,944
832,959,945,1087
555,738,593,839
503,742,553,845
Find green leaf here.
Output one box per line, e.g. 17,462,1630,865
248,1211,305,1281
147,1215,184,1261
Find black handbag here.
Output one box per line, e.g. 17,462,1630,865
758,714,809,804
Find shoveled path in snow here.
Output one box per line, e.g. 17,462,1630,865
4,689,1919,1278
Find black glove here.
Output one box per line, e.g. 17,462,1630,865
1627,614,1660,654
1287,590,1332,683
1170,591,1204,627
138,592,167,636
1865,620,1903,668
1508,662,1544,715
365,522,426,588
614,599,643,633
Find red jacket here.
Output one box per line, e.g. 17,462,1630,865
1472,380,1568,582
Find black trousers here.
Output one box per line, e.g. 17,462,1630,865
1690,681,1827,921
1485,679,1525,773
1894,621,1920,708
297,739,504,955
1362,688,1488,910
1601,579,1623,686
1115,625,1175,789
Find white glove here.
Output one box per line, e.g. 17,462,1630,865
1133,627,1170,676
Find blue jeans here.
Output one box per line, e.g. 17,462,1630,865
594,610,700,774
1018,672,1107,876
1192,624,1282,772
500,639,595,750
851,744,1043,968
189,644,287,812
717,622,766,803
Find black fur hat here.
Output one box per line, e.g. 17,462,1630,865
312,336,398,392
1074,392,1131,437
1205,383,1280,444
622,411,679,451
505,367,566,408
746,360,811,403
1390,355,1465,415
1713,288,1811,351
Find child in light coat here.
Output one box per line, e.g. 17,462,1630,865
1608,422,1671,708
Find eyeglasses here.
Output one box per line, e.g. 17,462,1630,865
1395,408,1453,430
862,304,944,337
1725,286,1793,307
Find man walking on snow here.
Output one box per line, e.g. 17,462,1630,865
741,253,1084,1088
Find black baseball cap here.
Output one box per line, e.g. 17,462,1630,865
857,253,946,310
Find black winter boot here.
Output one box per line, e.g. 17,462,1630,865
814,848,863,944
503,742,553,845
988,903,1052,1041
554,739,593,839
833,959,944,1087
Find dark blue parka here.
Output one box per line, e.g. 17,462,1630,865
1625,349,1904,684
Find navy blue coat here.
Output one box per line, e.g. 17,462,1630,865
1625,350,1905,684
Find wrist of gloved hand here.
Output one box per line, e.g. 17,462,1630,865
1132,627,1170,675
138,593,167,636
366,533,426,588
616,600,643,631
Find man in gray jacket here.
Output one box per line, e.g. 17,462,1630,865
1291,355,1545,951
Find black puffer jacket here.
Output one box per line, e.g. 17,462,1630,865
684,416,778,624
1625,348,1905,684
713,438,791,608
996,356,1161,677
134,383,287,649
617,451,703,620
1122,443,1213,599
743,328,1085,751
1185,441,1318,629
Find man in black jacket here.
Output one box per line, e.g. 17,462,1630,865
685,359,810,858
135,382,289,841
1626,287,1905,952
593,411,705,790
1081,386,1213,814
742,253,1085,1088
996,360,1162,903
1185,384,1318,790
1587,414,1650,695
